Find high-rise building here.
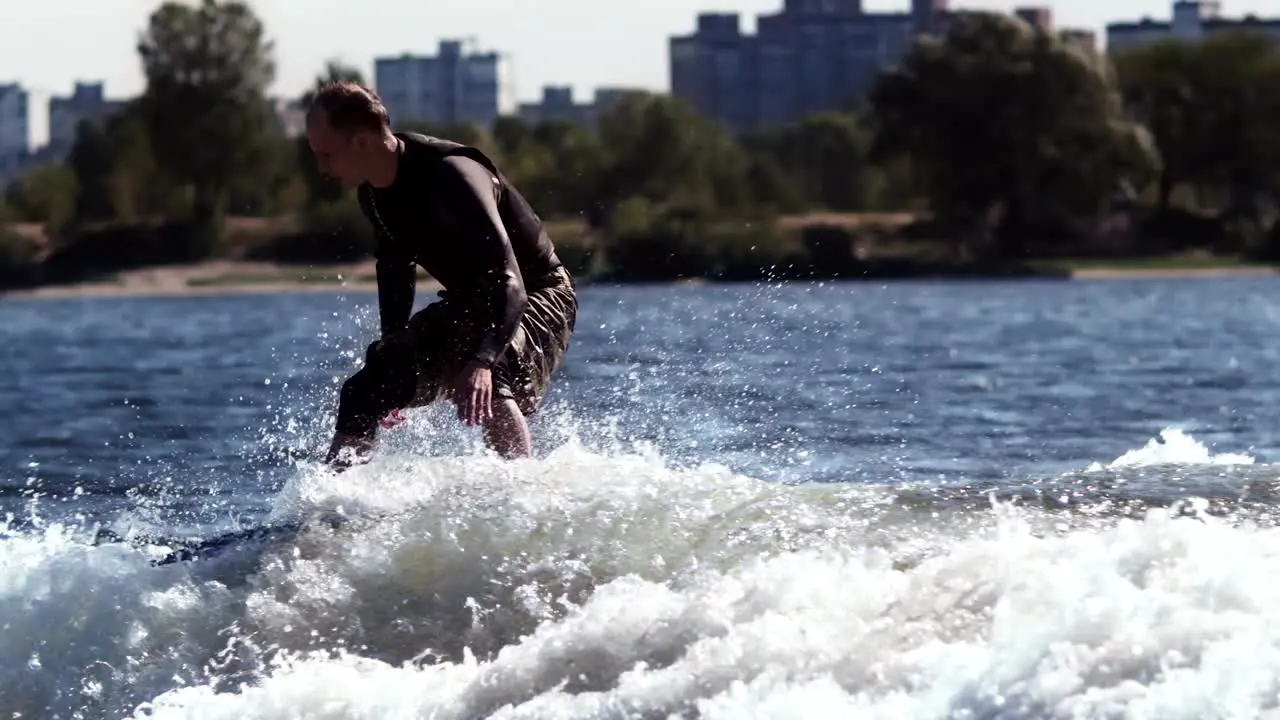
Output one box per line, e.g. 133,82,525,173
374,40,516,128
47,82,120,158
516,86,642,130
1061,29,1099,53
518,86,588,127
669,2,1093,134
1107,1,1280,54
669,1,949,134
0,83,30,185
1014,6,1053,31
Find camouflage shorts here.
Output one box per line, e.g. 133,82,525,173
406,267,577,416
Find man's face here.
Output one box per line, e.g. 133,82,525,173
306,113,374,188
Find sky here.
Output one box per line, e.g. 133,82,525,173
0,0,1273,142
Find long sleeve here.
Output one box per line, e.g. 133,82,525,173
375,254,415,338
360,185,416,338
436,156,528,367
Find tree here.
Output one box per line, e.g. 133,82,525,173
486,118,602,216
869,11,1159,258
1112,32,1280,216
1183,32,1280,219
747,113,876,212
137,0,277,251
595,92,751,218
67,101,179,225
1111,39,1204,212
66,118,116,224
4,165,78,229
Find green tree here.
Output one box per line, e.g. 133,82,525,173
486,118,602,216
4,165,78,229
66,118,116,224
1113,31,1280,216
1185,32,1280,220
870,11,1159,258
67,100,185,225
137,0,277,252
747,113,876,212
595,92,750,218
1111,39,1204,212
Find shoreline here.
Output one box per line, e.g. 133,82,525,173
2,261,1277,300
1067,266,1280,279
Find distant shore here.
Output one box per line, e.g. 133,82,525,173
1069,266,1280,280
2,258,1277,300
1,261,427,300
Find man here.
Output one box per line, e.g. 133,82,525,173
304,81,577,465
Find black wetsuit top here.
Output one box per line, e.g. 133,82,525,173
357,133,563,367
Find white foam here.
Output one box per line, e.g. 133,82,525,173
136,503,1280,719
1092,428,1255,470
5,432,1280,719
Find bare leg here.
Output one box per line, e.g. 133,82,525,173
484,398,532,458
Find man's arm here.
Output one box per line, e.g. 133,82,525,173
375,254,415,338
359,186,416,338
438,155,527,367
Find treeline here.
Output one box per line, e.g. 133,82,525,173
2,3,1280,287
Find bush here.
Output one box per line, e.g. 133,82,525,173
554,241,604,279
801,225,860,275
0,229,41,287
244,196,376,264
602,217,715,280
703,222,796,280
1249,217,1280,262
40,220,212,285
597,198,791,281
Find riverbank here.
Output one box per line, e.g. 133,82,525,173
3,256,1277,300
0,261,412,300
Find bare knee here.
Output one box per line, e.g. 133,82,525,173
484,398,531,458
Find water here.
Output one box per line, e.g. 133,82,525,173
2,278,1279,718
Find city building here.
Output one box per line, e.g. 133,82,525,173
1013,6,1053,31
518,86,587,127
374,40,516,128
0,83,30,186
47,82,121,158
1061,29,1099,52
669,0,950,134
516,86,639,129
669,2,1101,134
1107,1,1280,54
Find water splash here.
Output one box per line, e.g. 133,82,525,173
3,430,1279,719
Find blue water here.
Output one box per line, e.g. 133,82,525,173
3,278,1280,718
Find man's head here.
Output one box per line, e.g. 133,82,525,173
305,81,393,187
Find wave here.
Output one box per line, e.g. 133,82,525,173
3,429,1278,718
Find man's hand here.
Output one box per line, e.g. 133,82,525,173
453,361,493,426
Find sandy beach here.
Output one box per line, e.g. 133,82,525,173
3,260,1278,300
1,261,440,300
1068,266,1280,280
